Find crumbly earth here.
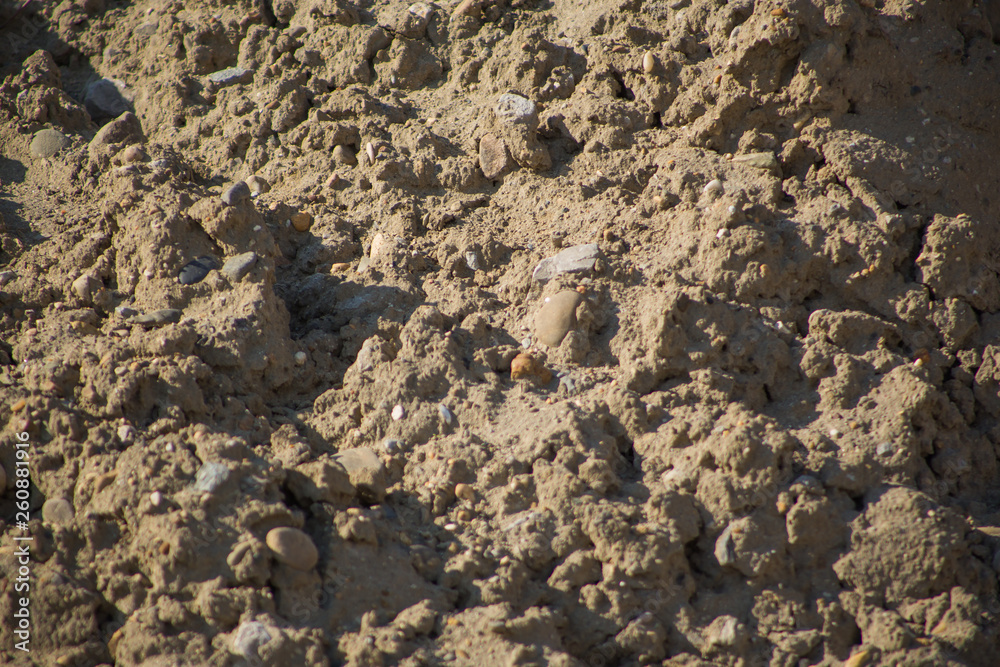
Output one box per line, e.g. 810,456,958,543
1,0,1000,665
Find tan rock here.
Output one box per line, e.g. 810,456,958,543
265,527,319,570
534,290,583,347
479,133,511,179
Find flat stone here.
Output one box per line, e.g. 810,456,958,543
479,133,511,179
178,256,217,285
91,112,144,147
732,151,778,170
193,461,230,493
334,447,386,504
534,290,582,347
532,243,599,282
221,252,257,282
207,67,253,86
495,93,537,125
84,78,129,119
222,181,251,206
29,129,69,158
266,527,319,570
128,309,182,326
42,497,74,525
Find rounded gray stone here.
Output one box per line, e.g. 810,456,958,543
222,181,251,206
495,93,537,124
266,527,319,570
29,129,69,158
84,78,130,119
193,461,230,493
221,252,257,282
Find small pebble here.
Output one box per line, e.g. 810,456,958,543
370,232,386,259
479,133,511,179
41,498,74,526
439,403,454,425
207,66,253,86
129,309,182,326
193,461,230,493
84,77,129,119
221,181,251,206
392,404,405,420
455,483,474,501
221,252,257,282
232,620,272,658
72,274,100,301
178,256,217,285
510,352,552,383
495,93,536,125
642,51,655,73
366,141,376,164
829,428,841,439
266,527,319,570
117,424,135,442
876,441,894,456
150,491,164,507
704,179,724,197
330,262,351,273
291,211,313,232
245,174,269,194
29,129,70,159
534,290,583,347
122,145,146,163
333,145,357,166
294,351,307,365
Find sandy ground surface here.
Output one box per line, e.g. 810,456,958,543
1,0,1000,665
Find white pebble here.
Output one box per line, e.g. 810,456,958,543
829,428,841,438
150,491,163,507
704,179,724,196
294,351,307,365
391,404,405,421
439,403,454,425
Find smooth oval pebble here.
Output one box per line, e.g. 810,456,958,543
704,179,724,196
222,181,251,206
266,527,319,570
534,290,583,347
122,145,146,163
30,129,70,158
455,483,475,501
221,252,257,282
42,497,74,525
392,404,405,420
439,403,454,425
291,211,313,232
642,51,655,73
179,256,217,285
